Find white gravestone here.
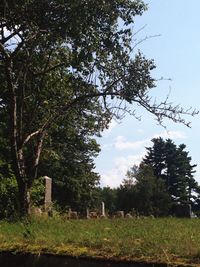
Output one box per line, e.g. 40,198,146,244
101,201,105,217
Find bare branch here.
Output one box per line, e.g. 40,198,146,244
132,34,161,50
21,130,41,147
134,92,199,128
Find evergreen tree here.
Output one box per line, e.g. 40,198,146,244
142,138,198,204
0,1,198,216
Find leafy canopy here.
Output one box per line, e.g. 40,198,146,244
0,0,198,216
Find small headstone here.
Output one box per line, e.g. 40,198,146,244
44,176,52,211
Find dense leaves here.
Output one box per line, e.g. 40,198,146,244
0,0,198,216
142,138,198,204
98,139,199,217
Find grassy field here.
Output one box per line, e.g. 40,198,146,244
0,217,200,266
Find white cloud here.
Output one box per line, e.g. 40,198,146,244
153,130,187,140
100,171,122,188
114,130,187,151
114,135,148,150
100,152,145,188
99,130,188,188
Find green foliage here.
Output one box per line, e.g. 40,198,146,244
0,176,18,219
116,185,136,214
30,177,45,207
117,165,171,216
0,170,45,219
143,138,199,205
0,0,198,216
97,187,118,214
38,115,101,212
133,165,172,216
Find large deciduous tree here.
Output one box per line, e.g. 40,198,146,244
38,111,101,212
0,0,198,216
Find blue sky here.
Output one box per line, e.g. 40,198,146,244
95,0,200,188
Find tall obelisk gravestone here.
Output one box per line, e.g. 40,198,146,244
44,176,52,211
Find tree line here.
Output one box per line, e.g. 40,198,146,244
98,138,200,217
0,0,198,217
1,136,200,218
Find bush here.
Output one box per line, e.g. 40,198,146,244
0,163,18,219
30,177,45,207
0,163,46,218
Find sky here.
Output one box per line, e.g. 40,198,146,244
95,0,200,188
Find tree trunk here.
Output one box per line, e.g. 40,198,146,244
17,180,31,217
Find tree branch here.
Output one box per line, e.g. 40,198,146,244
0,41,9,59
1,25,23,44
21,130,41,148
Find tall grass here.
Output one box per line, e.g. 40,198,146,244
0,217,200,265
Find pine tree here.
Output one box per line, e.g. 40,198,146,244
143,138,198,204
144,137,166,179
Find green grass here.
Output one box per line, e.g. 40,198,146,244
0,217,200,266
